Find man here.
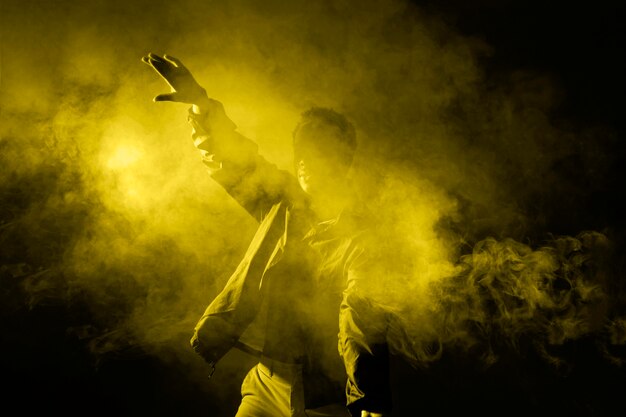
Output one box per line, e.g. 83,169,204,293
142,53,391,417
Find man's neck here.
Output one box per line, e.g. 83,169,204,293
311,189,350,223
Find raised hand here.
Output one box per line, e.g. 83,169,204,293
141,53,210,107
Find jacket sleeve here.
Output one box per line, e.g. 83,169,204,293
187,100,307,222
190,201,288,367
339,248,393,416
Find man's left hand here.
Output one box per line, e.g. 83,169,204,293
362,411,386,417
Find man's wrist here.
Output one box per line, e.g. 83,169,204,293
191,104,205,115
192,89,211,114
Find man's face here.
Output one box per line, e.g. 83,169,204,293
294,137,351,198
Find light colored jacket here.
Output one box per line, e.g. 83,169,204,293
187,102,391,415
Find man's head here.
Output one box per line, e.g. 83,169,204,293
292,107,357,199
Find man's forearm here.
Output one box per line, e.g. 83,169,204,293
187,100,306,222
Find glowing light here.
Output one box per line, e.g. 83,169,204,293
107,145,142,170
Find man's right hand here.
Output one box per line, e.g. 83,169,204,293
141,53,211,110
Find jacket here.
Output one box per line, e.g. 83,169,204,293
186,100,392,415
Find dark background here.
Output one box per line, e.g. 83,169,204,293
1,2,625,416
397,5,626,417
425,2,626,239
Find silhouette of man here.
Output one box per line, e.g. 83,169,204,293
143,53,391,417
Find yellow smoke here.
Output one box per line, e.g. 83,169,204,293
379,230,622,370
1,0,624,401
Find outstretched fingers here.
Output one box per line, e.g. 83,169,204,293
154,92,178,102
141,52,203,104
163,54,184,68
148,52,167,63
142,53,174,75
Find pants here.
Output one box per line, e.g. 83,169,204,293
234,356,351,417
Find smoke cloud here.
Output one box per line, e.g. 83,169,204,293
1,0,624,415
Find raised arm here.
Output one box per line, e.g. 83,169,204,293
142,53,306,222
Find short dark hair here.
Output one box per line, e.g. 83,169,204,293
292,107,357,166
